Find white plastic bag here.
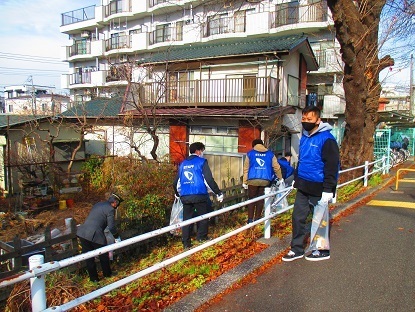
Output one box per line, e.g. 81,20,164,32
305,200,330,253
271,181,288,212
169,197,183,236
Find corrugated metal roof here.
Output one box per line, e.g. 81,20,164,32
61,96,123,118
0,115,41,128
125,105,296,120
140,34,312,65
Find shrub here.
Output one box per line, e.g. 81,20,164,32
81,156,178,232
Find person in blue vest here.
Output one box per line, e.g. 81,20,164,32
277,152,295,186
243,139,283,223
173,142,223,249
282,105,339,262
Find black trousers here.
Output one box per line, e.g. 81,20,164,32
79,237,112,281
182,200,209,247
291,190,321,254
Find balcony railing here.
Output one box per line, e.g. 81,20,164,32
69,41,91,57
270,1,328,28
203,15,246,38
69,72,92,85
128,76,278,107
61,5,95,26
105,0,132,17
149,0,168,7
105,35,132,51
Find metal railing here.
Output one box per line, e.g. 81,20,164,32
61,5,96,26
0,157,390,311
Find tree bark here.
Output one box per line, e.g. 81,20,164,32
327,0,393,179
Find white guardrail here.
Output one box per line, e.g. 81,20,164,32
0,156,387,311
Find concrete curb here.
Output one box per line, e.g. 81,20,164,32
164,169,399,312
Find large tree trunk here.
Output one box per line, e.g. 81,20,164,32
327,0,393,179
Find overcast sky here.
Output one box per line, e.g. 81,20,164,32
0,0,100,95
0,0,411,96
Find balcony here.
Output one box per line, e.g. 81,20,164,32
314,49,342,73
105,35,132,51
61,5,96,26
203,15,246,38
104,0,132,17
130,76,278,107
68,72,92,85
149,0,168,6
270,1,328,29
69,40,91,57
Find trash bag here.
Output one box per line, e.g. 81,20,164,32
271,181,289,212
169,197,183,236
305,200,330,253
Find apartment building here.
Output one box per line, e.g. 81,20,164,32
59,0,343,163
3,85,70,115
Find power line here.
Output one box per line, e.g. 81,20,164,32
0,52,61,61
0,66,66,72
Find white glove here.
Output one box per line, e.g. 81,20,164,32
114,237,121,243
320,192,333,203
242,183,248,190
216,194,224,203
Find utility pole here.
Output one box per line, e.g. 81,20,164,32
27,75,36,115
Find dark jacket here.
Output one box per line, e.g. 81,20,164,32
294,122,340,197
77,200,119,245
173,155,222,204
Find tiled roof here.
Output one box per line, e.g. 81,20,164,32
61,96,123,118
140,34,315,66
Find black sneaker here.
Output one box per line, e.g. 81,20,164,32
282,250,304,262
305,250,330,261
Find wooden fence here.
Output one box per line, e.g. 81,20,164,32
0,219,79,280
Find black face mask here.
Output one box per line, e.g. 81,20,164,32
302,122,317,132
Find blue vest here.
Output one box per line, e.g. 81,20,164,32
179,156,208,196
298,131,335,182
278,158,294,179
247,150,274,181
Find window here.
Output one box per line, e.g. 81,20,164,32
8,104,13,113
206,13,229,36
234,11,246,33
155,24,171,43
287,75,300,106
53,141,85,162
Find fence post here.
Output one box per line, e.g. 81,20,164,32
12,235,22,271
29,254,46,312
264,187,272,239
382,155,387,175
364,160,369,187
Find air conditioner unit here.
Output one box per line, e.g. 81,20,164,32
81,31,90,38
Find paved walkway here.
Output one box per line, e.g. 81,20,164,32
165,161,415,312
